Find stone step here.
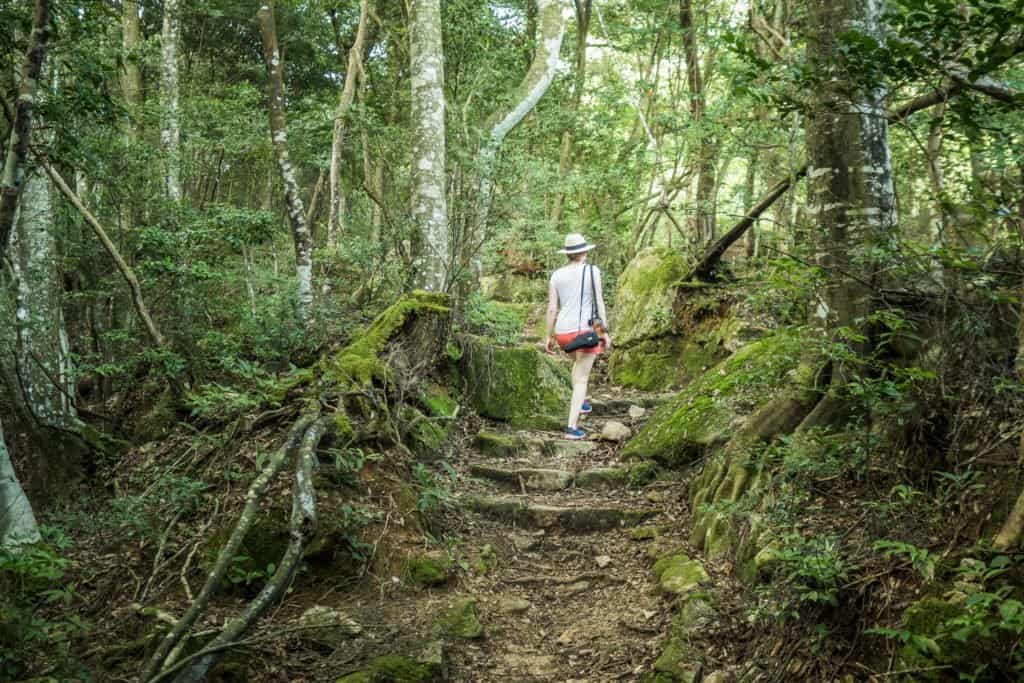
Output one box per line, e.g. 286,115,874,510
475,430,597,459
469,465,573,492
463,495,656,532
590,395,671,417
469,464,631,492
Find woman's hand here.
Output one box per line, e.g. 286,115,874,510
602,333,613,350
543,335,557,355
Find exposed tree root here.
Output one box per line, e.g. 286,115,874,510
139,412,319,683
166,415,332,683
994,439,1024,551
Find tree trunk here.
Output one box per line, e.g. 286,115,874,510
8,166,76,429
327,0,369,245
122,0,143,135
257,1,314,323
743,151,758,258
549,0,592,228
0,419,40,549
680,0,716,246
801,0,896,427
161,0,183,202
409,0,450,292
475,0,571,241
0,0,51,253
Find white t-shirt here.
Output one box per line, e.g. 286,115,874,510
550,263,602,334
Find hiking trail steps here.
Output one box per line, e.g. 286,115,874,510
432,388,747,682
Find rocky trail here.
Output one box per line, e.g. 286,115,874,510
405,389,751,683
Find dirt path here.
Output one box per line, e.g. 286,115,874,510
438,388,712,682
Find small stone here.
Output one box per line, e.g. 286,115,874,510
295,606,362,647
630,526,662,541
575,467,629,489
600,420,632,442
510,530,543,552
407,551,451,586
498,598,532,614
434,597,484,640
628,405,646,419
562,580,591,596
595,555,613,568
703,671,734,683
645,490,668,503
652,554,710,597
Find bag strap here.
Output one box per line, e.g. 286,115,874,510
577,265,586,332
589,265,598,322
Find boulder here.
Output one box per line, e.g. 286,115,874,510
458,335,570,429
608,248,750,391
600,420,632,443
622,330,802,467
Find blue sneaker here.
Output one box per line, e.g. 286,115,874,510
565,427,586,440
580,401,593,414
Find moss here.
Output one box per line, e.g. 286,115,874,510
622,330,802,467
614,248,690,348
406,551,451,587
475,431,526,458
322,291,451,391
458,335,570,428
658,559,710,596
336,654,438,683
403,407,449,462
433,597,484,640
202,513,290,584
419,383,458,419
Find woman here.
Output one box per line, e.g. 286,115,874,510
543,233,612,440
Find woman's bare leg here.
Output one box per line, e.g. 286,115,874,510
568,351,598,429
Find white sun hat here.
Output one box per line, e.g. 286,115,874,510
558,233,596,254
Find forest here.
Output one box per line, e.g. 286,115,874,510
2,0,1024,681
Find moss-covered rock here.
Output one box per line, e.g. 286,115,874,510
406,551,451,587
622,330,802,467
654,555,710,597
613,248,690,347
609,249,751,391
458,335,570,429
475,430,530,458
336,654,440,683
322,291,451,391
433,597,484,640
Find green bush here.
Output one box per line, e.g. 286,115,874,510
0,529,87,681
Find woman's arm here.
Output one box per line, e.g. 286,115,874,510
543,281,559,353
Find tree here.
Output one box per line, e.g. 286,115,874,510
0,0,51,552
799,0,896,427
257,0,314,323
409,0,450,292
161,0,183,202
327,0,369,249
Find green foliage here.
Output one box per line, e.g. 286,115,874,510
874,539,937,582
412,462,458,513
464,294,525,346
185,359,310,421
870,556,1024,681
0,529,87,681
775,533,855,609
